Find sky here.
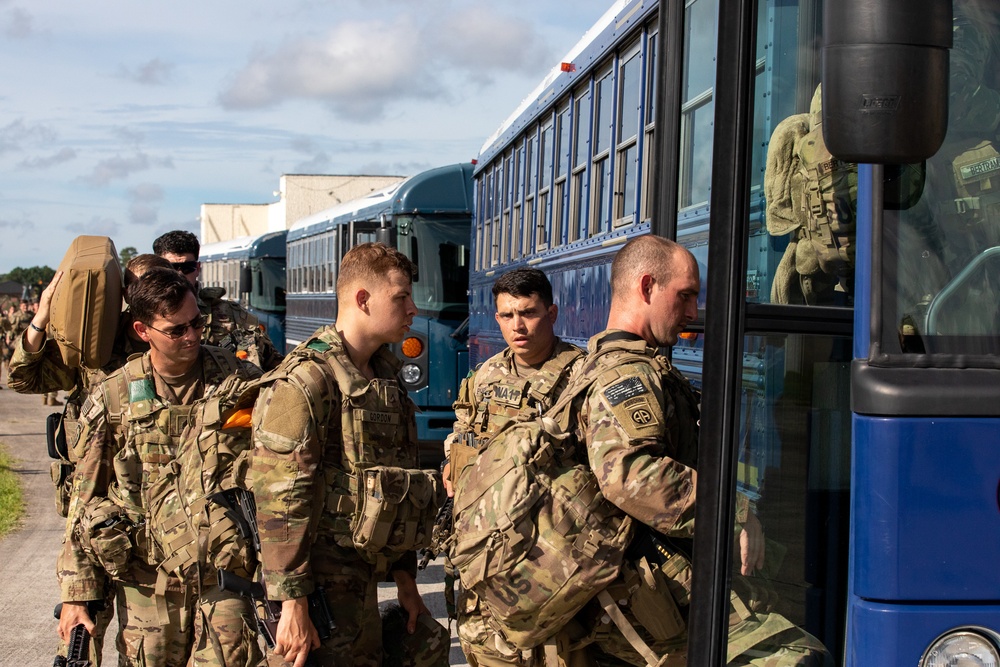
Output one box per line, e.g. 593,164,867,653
0,0,615,272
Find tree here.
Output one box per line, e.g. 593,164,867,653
119,246,138,266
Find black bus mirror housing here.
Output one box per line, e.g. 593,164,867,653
822,0,952,164
239,262,252,295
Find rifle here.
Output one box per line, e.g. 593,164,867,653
212,488,336,653
418,494,454,570
52,601,102,667
217,570,335,649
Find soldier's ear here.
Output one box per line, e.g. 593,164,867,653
355,288,370,312
547,303,558,323
133,320,152,342
639,274,655,303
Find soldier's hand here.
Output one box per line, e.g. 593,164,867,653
274,597,320,667
58,601,95,642
393,570,430,633
738,511,766,576
36,271,63,327
442,462,453,497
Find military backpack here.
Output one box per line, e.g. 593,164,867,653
449,346,670,650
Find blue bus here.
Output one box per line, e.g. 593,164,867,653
199,230,288,353
285,162,474,467
471,0,996,664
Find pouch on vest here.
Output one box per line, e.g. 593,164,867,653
49,236,124,370
352,465,445,558
46,411,69,461
78,497,135,580
50,460,72,518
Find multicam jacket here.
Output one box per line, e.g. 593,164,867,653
57,346,261,601
249,326,421,601
444,339,585,455
199,286,283,371
576,330,699,539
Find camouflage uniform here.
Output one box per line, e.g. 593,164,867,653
58,346,263,667
571,330,831,667
446,340,585,667
7,313,150,665
250,325,448,667
199,286,283,371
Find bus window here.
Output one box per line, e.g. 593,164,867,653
678,0,716,213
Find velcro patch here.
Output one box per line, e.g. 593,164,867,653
306,340,332,352
604,376,648,406
491,383,524,407
357,409,399,425
128,378,156,403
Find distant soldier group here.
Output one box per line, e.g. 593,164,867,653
4,227,834,667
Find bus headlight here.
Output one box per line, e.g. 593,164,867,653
401,363,422,384
921,629,1000,667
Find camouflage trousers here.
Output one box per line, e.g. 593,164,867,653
116,580,261,667
265,564,449,667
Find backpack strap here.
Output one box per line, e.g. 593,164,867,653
525,343,584,406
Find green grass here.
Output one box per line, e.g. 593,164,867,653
0,445,24,536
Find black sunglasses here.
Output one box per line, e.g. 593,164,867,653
146,314,208,340
170,260,199,275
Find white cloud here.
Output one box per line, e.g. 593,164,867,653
65,216,119,237
3,7,34,39
118,58,175,85
80,152,174,187
18,147,77,169
127,182,164,225
0,118,57,154
217,3,552,123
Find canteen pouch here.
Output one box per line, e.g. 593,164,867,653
352,465,444,556
78,497,135,580
622,558,687,642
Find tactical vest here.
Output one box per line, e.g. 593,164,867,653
469,343,584,444
91,347,240,568
271,330,443,571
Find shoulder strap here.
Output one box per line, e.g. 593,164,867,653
526,343,585,404
202,345,240,377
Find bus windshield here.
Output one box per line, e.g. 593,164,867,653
882,1,1000,358
249,257,286,313
404,216,470,320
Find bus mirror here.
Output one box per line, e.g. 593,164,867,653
376,226,396,248
239,263,252,295
822,0,952,163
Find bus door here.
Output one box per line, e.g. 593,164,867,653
682,0,854,663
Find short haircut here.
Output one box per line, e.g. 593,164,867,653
337,242,415,293
491,268,554,307
124,253,173,290
127,267,197,325
610,235,687,299
153,230,200,259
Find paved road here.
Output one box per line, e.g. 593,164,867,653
0,387,467,665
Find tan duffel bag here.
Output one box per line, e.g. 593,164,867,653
50,236,123,370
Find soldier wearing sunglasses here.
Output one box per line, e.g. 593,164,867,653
153,230,283,371
56,268,264,667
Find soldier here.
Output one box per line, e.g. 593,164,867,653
444,267,584,667
7,254,171,665
55,268,263,667
153,230,284,370
249,242,449,667
568,236,829,666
